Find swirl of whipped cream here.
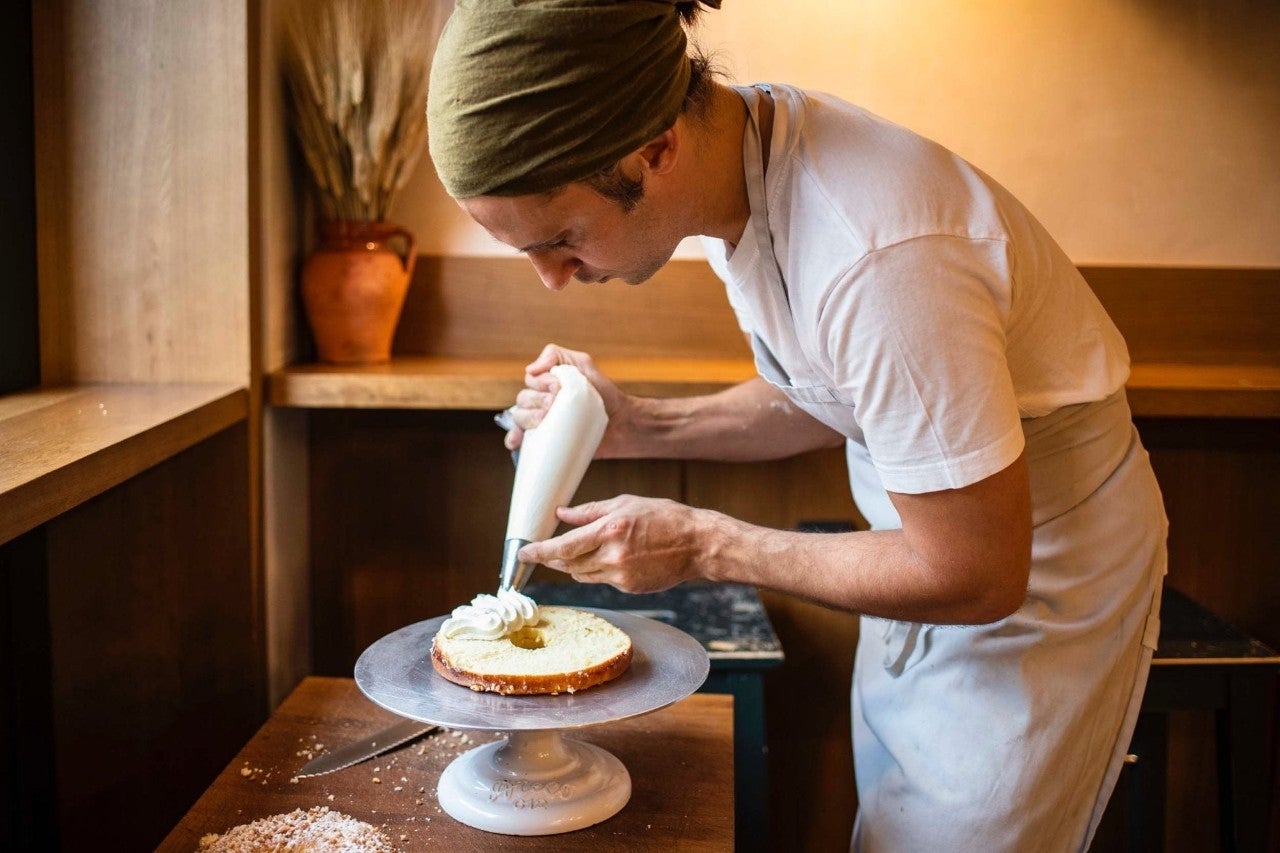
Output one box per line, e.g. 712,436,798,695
440,589,540,640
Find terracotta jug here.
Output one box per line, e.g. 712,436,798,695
301,221,417,364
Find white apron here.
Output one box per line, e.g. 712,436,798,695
730,86,1168,852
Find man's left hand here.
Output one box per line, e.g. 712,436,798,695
517,495,706,593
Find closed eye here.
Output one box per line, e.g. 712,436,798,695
518,233,571,254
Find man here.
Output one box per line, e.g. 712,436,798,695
427,2,1168,850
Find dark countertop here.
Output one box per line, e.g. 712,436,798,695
525,581,784,669
1155,587,1280,664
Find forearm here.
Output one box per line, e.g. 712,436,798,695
698,512,1016,624
526,454,1029,622
606,377,843,462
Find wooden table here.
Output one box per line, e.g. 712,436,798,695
159,677,734,852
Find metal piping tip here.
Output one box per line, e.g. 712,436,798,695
498,538,534,592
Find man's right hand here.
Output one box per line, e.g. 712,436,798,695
503,343,631,456
504,343,843,463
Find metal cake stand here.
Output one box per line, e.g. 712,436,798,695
354,607,710,836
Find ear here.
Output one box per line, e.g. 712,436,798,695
633,123,680,178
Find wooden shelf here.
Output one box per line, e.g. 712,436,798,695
267,356,760,410
267,357,1280,417
1124,363,1280,417
0,383,248,545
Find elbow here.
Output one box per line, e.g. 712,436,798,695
967,582,1026,624
942,554,1030,625
963,559,1030,624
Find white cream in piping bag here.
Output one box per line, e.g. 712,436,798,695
440,589,540,640
505,364,608,545
443,364,606,640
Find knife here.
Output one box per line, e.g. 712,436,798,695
295,718,437,778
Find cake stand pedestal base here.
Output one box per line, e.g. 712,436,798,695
437,729,631,835
354,609,708,836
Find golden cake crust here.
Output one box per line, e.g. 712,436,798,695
431,605,632,695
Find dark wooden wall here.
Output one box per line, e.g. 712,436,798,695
4,425,262,850
1136,416,1280,850
0,0,37,397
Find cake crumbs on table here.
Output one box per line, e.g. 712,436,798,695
216,726,501,846
196,806,397,852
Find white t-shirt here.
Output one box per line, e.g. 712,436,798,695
704,84,1130,514
701,86,1167,851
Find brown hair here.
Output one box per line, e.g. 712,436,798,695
675,1,723,27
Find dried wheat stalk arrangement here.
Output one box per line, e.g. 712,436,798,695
283,0,439,222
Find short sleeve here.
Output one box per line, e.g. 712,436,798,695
816,235,1024,494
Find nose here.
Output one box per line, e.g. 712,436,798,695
527,250,582,291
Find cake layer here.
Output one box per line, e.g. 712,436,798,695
431,605,632,695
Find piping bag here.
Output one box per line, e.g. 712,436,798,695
498,364,608,592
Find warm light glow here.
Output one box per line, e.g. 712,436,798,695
401,0,1280,267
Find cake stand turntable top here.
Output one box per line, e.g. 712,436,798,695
355,607,710,731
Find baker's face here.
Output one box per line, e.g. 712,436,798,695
461,182,681,290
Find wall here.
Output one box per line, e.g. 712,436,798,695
396,0,1280,267
35,0,251,384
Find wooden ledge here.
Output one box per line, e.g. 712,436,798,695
268,357,1280,418
267,356,759,410
1125,363,1280,418
0,383,248,545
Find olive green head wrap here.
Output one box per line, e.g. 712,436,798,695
427,1,715,199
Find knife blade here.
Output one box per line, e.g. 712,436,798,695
295,718,437,778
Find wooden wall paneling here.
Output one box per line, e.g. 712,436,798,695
391,259,1279,369
394,256,753,360
1081,267,1280,366
575,457,686,507
309,411,514,672
307,411,686,671
32,0,250,384
1,528,56,848
685,449,864,851
262,407,311,708
43,424,260,851
1135,416,1280,852
0,0,38,396
1137,417,1280,648
256,0,312,709
1164,710,1223,853
257,0,305,377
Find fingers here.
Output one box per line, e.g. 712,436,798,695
514,387,555,415
518,500,621,564
518,522,602,566
526,343,597,381
525,343,571,377
516,496,693,594
554,501,611,526
506,344,604,450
